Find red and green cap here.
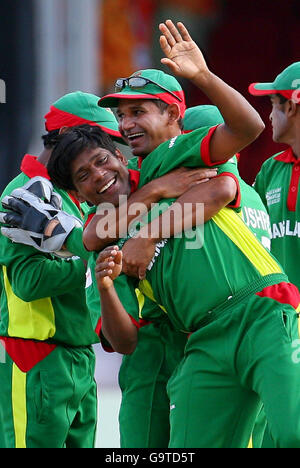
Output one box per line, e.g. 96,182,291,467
98,69,186,117
183,105,224,131
249,62,300,102
44,91,124,143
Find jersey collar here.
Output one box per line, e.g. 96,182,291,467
20,154,51,180
274,147,300,165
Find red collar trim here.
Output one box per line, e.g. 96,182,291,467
128,169,140,193
274,148,300,164
20,154,51,180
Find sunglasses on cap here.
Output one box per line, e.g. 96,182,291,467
115,76,183,102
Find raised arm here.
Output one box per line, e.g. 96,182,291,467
159,20,265,161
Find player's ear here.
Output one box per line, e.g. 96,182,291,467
167,103,181,126
58,126,69,135
115,148,128,166
286,99,298,117
69,189,86,204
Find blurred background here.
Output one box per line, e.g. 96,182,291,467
1,0,299,447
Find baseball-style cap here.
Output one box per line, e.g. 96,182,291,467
249,62,300,101
44,91,124,143
183,105,224,131
98,69,186,118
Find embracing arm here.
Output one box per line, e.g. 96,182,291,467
83,166,217,252
122,175,237,279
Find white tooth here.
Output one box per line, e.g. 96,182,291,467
99,178,115,193
128,133,144,139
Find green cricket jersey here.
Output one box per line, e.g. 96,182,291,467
240,179,271,251
0,155,100,347
116,128,286,333
254,148,300,289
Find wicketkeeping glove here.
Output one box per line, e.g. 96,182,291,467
0,177,82,256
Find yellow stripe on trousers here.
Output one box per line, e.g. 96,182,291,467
12,364,27,448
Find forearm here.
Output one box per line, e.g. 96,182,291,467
83,180,163,251
99,286,138,354
192,71,265,160
8,254,86,301
137,176,236,241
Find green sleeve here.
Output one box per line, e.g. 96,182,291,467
113,273,140,323
65,226,90,261
253,164,268,210
0,236,86,302
138,127,213,187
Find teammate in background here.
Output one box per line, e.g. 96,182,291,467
249,61,300,448
249,62,300,290
0,91,128,449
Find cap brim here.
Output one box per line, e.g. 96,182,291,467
98,92,160,108
98,124,125,144
248,82,276,96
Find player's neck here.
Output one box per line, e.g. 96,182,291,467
37,148,52,167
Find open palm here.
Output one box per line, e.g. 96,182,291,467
159,20,209,80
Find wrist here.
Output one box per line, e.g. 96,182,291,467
136,226,160,244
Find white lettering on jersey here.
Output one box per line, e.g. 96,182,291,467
271,220,300,239
147,239,168,271
266,187,281,206
242,207,271,233
168,136,178,148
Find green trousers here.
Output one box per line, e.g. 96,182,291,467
118,322,187,448
168,295,300,448
0,344,97,448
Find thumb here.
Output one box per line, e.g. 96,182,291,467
115,250,123,265
138,266,146,280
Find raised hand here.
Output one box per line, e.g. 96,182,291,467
159,19,209,80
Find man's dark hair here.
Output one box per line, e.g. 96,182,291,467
47,124,118,191
42,130,61,149
278,94,288,105
150,99,184,131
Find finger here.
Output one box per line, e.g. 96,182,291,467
138,266,146,280
97,248,118,263
23,177,53,203
96,269,113,278
114,250,123,265
50,193,63,210
165,19,183,42
1,196,27,214
95,260,115,272
159,22,176,47
160,57,179,74
194,179,209,185
0,211,23,227
176,21,192,41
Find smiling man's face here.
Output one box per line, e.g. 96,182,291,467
116,99,172,157
70,146,131,207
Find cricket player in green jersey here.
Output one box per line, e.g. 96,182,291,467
0,91,126,448
249,61,300,448
249,62,300,290
96,123,300,448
